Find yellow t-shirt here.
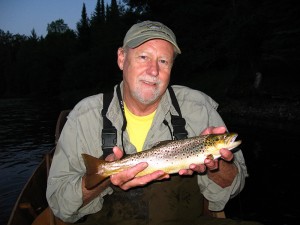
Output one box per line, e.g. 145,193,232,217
124,103,156,152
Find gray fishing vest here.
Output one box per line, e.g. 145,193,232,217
79,86,204,225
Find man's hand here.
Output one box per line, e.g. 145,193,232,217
108,146,169,190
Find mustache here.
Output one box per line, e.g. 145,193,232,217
138,75,161,84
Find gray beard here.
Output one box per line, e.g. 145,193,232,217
132,88,160,105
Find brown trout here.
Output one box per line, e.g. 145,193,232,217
82,133,241,189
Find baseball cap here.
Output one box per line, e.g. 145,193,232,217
123,21,181,54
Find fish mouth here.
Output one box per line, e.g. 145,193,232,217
225,133,242,150
227,133,237,143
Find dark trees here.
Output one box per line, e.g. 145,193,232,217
1,0,298,101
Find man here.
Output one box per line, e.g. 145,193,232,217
47,21,260,225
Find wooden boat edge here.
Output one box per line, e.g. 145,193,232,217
7,147,54,225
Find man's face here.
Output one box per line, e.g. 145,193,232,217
118,39,174,105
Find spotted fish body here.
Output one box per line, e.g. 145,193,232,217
82,133,241,189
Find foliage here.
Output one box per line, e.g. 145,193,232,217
0,0,299,102
47,19,70,34
76,3,91,51
91,0,105,26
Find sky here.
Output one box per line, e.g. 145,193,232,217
0,0,110,37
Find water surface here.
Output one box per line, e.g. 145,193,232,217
0,98,60,225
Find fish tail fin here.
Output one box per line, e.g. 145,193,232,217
82,153,108,189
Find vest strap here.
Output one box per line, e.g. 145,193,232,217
101,91,117,158
168,86,188,140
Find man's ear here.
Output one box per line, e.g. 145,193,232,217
117,48,125,70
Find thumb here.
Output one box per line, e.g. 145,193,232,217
105,146,123,161
113,146,124,160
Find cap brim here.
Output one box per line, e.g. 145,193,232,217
126,35,181,54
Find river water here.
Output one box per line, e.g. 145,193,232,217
0,98,61,225
0,98,299,225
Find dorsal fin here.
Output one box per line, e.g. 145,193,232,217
152,140,173,148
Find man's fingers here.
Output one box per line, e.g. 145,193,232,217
220,148,234,161
201,126,226,135
114,169,167,190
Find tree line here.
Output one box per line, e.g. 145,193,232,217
0,0,298,104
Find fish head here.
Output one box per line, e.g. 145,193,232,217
205,133,242,158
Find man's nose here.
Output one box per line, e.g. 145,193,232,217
146,60,159,76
